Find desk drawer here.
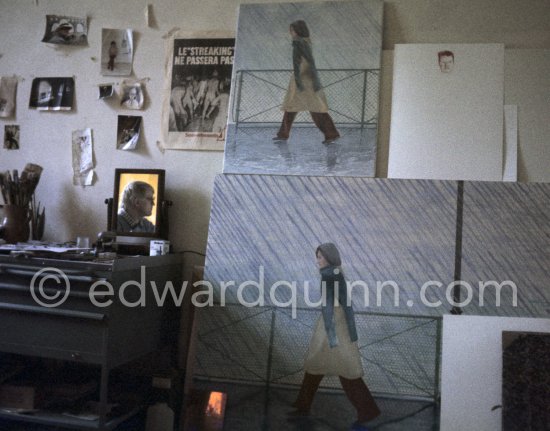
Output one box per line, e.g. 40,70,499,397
0,303,106,364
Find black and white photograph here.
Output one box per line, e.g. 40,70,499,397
3,125,20,150
161,34,234,151
0,76,17,118
41,15,88,45
120,80,144,110
101,28,133,76
98,84,114,99
116,115,142,150
29,77,74,111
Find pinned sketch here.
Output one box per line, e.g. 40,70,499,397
0,77,17,118
3,125,20,150
98,83,114,99
42,15,88,45
72,128,94,186
117,115,142,150
29,77,75,111
120,80,144,110
160,32,234,151
101,29,133,76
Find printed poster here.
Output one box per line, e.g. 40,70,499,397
160,32,234,151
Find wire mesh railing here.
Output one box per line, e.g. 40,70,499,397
232,69,380,127
193,305,441,402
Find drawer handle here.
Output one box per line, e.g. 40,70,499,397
71,352,83,361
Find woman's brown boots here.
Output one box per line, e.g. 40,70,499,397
290,372,324,414
339,376,381,423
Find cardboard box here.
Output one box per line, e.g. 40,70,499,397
0,384,40,410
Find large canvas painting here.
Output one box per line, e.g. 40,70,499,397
205,175,458,315
222,0,383,176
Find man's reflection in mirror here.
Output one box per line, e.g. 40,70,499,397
117,181,155,233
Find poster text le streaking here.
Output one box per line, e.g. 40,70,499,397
174,46,234,65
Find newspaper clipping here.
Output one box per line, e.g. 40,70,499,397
160,33,234,151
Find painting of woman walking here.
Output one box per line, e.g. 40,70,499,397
223,0,383,177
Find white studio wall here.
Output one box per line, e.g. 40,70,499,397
0,0,549,268
440,315,550,431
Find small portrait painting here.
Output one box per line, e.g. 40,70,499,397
438,50,454,73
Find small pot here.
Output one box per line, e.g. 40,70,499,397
0,204,30,244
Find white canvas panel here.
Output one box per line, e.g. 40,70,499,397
441,315,550,431
388,44,504,181
503,105,518,182
505,49,550,182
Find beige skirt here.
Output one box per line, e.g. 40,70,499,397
281,59,329,113
304,306,364,379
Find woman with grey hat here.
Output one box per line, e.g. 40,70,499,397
289,242,380,430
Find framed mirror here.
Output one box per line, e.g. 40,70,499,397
111,168,165,238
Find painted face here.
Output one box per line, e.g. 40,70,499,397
439,55,454,73
316,251,329,269
289,26,298,38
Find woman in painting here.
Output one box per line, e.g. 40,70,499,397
290,243,380,430
273,20,340,144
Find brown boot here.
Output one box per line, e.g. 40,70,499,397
290,372,324,414
310,112,340,142
339,376,381,423
275,111,297,140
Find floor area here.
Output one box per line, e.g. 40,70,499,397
193,380,440,431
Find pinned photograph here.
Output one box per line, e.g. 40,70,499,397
0,77,17,118
71,128,94,186
101,29,133,76
120,80,144,110
160,32,234,151
98,83,114,99
42,15,88,45
29,77,75,111
117,115,142,150
3,125,20,150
